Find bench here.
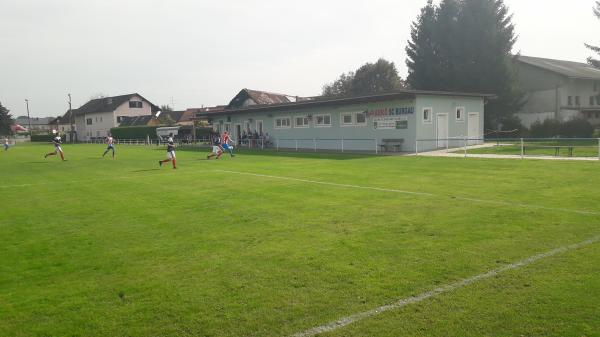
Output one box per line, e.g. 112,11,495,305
523,145,591,157
379,139,404,153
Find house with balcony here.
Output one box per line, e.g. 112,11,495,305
514,55,600,127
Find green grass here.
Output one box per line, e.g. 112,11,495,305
467,140,600,158
1,143,600,337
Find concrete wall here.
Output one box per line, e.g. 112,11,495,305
415,95,485,152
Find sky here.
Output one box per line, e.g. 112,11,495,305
0,0,598,117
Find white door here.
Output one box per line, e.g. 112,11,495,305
468,112,480,145
436,114,448,148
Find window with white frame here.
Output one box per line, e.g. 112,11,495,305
355,112,367,126
340,113,354,126
455,107,465,121
275,117,291,129
295,116,309,128
315,114,331,127
422,108,433,124
129,101,143,108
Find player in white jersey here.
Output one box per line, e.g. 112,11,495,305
158,135,177,169
102,134,115,158
3,137,9,151
44,132,65,161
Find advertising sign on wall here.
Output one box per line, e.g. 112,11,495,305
373,117,408,130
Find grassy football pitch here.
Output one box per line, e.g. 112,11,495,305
2,143,600,337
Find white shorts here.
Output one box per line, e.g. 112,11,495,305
167,151,176,159
212,146,222,154
55,146,63,153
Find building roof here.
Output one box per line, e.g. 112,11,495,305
74,93,158,116
199,90,494,117
517,55,600,80
119,115,154,127
228,89,310,108
14,116,54,125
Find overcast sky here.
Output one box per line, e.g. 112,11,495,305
0,0,597,117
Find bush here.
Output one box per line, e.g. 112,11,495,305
110,126,158,140
529,118,594,138
560,118,594,138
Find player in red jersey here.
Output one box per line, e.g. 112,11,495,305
220,131,235,157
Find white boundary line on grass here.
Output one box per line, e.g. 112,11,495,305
290,235,600,337
214,170,600,216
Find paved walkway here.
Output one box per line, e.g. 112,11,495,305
415,144,600,162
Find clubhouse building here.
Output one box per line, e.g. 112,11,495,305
198,89,491,153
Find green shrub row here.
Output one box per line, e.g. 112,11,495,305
109,126,158,140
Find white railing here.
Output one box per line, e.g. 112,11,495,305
415,137,600,160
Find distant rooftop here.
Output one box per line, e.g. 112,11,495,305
517,55,600,80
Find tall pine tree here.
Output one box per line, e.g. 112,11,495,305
406,0,440,90
406,0,522,130
585,1,600,68
0,101,14,135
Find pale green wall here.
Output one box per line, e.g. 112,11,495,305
214,95,484,153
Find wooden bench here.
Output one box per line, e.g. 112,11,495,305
379,139,404,153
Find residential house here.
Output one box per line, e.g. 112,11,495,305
515,55,600,127
72,93,158,140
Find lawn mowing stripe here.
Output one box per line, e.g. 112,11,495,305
215,169,600,217
290,235,600,337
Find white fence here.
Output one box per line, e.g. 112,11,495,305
415,137,600,160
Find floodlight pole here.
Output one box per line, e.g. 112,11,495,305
24,99,32,140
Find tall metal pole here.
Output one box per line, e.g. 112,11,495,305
68,94,74,143
25,99,32,140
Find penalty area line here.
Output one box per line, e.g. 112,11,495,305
214,169,600,217
290,235,600,337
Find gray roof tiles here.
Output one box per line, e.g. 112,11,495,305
517,55,600,80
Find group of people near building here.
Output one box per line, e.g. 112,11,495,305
38,130,235,169
239,130,271,148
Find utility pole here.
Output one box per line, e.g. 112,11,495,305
24,99,32,141
68,94,74,143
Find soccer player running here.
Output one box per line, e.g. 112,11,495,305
158,134,177,169
3,137,9,151
44,131,65,161
102,133,116,158
220,131,235,157
206,132,223,160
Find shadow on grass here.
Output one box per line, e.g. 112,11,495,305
175,146,380,160
24,161,50,164
130,168,161,173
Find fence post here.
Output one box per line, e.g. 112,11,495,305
415,140,418,155
598,138,600,161
520,138,524,159
261,138,264,150
341,137,344,153
464,136,468,158
313,138,317,152
375,139,378,154
295,139,298,152
276,139,279,152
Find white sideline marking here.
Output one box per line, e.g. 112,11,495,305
214,170,600,216
291,235,600,337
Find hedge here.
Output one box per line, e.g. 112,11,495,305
530,118,594,138
31,134,55,142
109,126,158,140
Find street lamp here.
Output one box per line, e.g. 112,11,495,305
24,99,32,140
68,94,74,143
